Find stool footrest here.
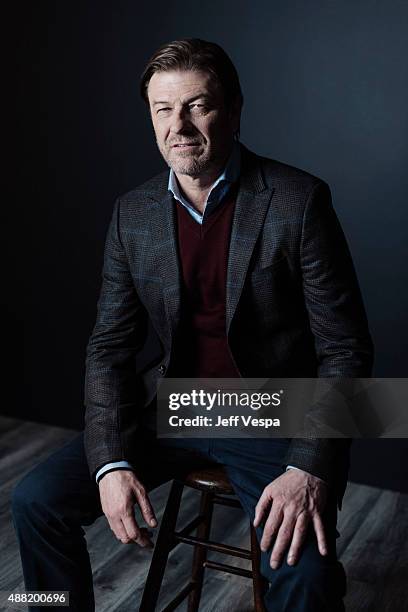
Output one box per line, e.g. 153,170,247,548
203,559,253,579
174,533,252,560
160,581,196,612
168,513,205,553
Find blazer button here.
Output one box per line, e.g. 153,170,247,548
158,364,166,375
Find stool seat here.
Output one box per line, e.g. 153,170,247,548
182,465,234,494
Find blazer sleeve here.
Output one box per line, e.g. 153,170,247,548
283,181,374,483
84,198,148,478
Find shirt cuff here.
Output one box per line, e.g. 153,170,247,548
286,465,326,483
95,461,134,484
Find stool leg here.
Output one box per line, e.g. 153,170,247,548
187,490,214,612
250,523,268,612
139,480,184,612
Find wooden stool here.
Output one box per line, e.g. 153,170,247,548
139,465,268,611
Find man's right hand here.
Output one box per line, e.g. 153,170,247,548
98,470,157,547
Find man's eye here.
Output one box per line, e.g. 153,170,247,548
157,107,171,114
189,104,207,112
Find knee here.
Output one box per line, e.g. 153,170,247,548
12,469,51,523
263,555,332,585
263,553,346,609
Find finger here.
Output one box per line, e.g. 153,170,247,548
130,525,154,548
312,513,328,556
260,505,283,552
287,513,310,566
270,515,296,569
254,490,272,528
122,513,153,547
134,485,157,528
109,517,132,544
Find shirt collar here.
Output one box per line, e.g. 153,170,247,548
167,140,241,223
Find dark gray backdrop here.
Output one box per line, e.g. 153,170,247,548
10,1,408,490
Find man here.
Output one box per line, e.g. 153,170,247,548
13,38,373,611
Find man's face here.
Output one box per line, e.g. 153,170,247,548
147,69,240,177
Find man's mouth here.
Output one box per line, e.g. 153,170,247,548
172,143,201,148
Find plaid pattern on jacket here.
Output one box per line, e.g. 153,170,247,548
84,144,374,509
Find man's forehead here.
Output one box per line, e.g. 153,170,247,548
148,69,221,102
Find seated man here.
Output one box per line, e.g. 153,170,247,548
12,38,373,611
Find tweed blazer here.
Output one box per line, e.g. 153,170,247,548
84,144,374,509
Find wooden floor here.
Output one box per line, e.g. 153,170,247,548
1,415,407,611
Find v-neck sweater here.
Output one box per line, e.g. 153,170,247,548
168,186,241,378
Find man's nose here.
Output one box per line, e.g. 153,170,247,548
170,107,192,133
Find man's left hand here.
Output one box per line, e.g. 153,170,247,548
253,469,328,569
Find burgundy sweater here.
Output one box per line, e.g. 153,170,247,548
168,188,240,378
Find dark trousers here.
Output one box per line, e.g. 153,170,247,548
12,431,346,611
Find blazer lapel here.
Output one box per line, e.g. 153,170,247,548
148,187,181,351
226,146,275,333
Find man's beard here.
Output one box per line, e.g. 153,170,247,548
158,140,214,177
167,155,208,176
